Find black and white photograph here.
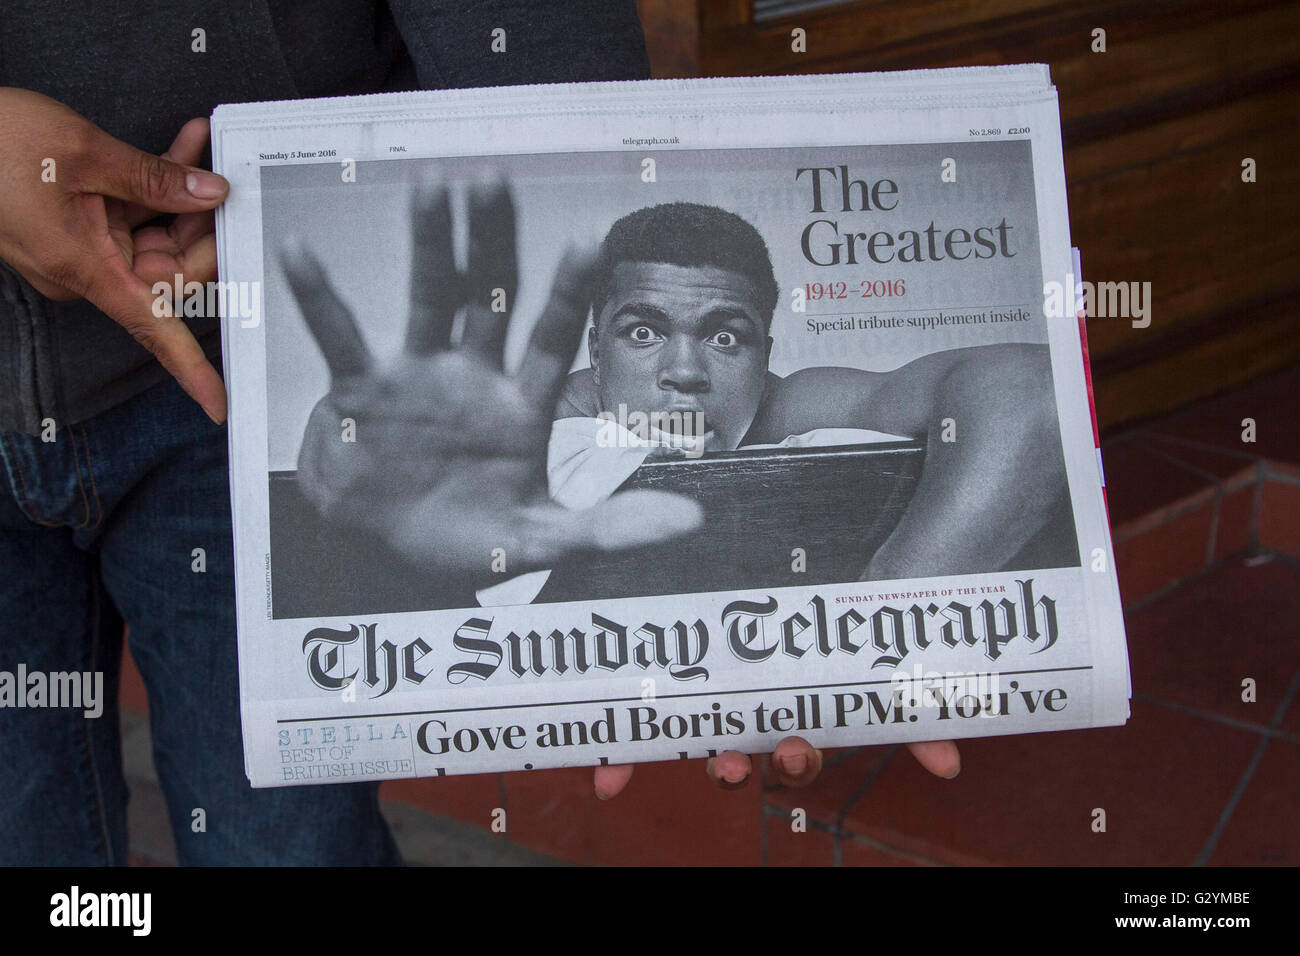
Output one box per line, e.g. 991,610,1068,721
261,142,1080,618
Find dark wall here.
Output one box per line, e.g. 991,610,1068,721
639,0,1300,432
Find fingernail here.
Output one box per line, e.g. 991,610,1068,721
779,753,807,776
186,170,226,199
595,788,611,801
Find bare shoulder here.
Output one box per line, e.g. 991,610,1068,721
747,344,1049,441
747,365,884,442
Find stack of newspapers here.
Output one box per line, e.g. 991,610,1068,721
212,64,1129,787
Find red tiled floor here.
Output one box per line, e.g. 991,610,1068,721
499,759,763,866
1280,675,1300,738
839,822,996,866
1258,479,1300,556
381,772,503,830
766,815,835,866
1100,438,1217,530
1124,558,1300,722
1145,364,1300,468
1113,501,1214,604
1208,741,1300,866
1143,436,1259,488
1267,459,1300,481
765,745,892,825
835,701,1259,866
1212,485,1256,562
839,835,938,866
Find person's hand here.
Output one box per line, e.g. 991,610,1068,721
0,87,230,423
283,178,705,577
591,736,960,799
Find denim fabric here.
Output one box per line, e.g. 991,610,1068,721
0,376,402,865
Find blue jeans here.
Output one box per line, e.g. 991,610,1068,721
0,377,401,865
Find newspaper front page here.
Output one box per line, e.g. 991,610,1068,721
211,66,1130,787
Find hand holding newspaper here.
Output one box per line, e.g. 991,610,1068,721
212,65,1130,787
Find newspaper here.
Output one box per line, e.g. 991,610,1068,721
211,65,1130,787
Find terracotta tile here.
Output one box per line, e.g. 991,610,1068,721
766,815,835,866
1148,364,1300,467
381,772,503,830
1113,502,1214,605
1100,438,1216,531
120,636,148,716
766,745,892,825
1281,675,1300,738
837,701,1258,865
1267,460,1300,481
839,838,928,866
1125,559,1300,722
1212,486,1256,562
1258,480,1300,557
841,830,992,866
1208,741,1300,866
1144,435,1259,489
499,759,763,866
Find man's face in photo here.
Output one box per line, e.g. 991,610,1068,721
589,260,773,451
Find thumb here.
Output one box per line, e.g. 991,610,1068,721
518,490,704,568
78,127,228,212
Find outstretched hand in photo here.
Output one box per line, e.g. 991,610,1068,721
281,179,704,581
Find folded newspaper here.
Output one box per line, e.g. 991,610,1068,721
211,65,1130,787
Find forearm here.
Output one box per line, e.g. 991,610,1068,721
864,352,1066,580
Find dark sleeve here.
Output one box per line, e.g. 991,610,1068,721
386,0,650,89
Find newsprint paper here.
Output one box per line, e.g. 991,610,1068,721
212,65,1130,787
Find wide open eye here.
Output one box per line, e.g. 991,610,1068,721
707,329,738,348
629,325,662,343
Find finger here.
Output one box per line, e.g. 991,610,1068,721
516,243,600,412
131,211,215,266
593,763,634,800
459,178,517,367
769,737,824,788
83,256,227,423
163,117,212,168
122,119,215,230
166,209,217,249
133,232,217,289
405,179,459,354
280,237,373,380
77,125,228,212
705,751,753,790
906,739,961,779
104,200,135,267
